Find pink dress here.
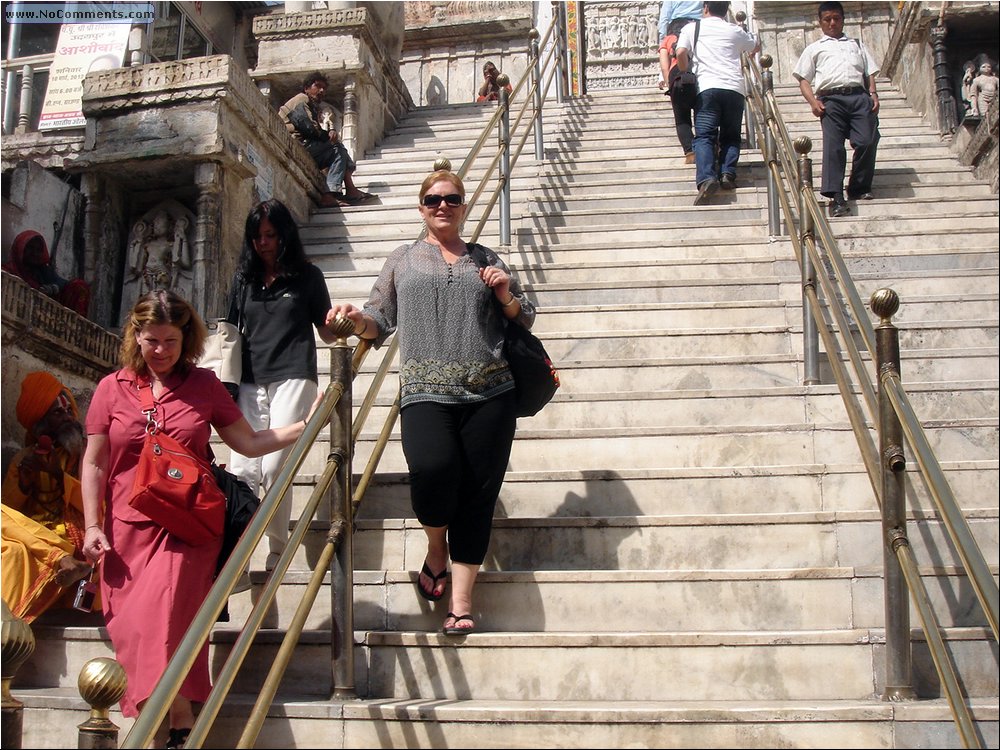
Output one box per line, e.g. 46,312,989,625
86,366,243,717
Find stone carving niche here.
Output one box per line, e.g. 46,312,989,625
122,199,197,312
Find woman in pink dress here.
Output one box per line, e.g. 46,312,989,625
81,289,314,749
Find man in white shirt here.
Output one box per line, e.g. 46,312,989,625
793,1,880,218
676,2,760,205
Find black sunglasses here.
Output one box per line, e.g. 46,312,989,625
421,193,464,208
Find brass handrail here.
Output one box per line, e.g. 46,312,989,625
121,16,567,749
742,50,997,748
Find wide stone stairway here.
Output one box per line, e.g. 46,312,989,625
16,83,999,748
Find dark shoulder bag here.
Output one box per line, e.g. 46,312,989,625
466,244,560,418
670,20,700,106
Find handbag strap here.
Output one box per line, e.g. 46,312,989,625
136,381,162,435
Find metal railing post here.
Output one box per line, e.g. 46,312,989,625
554,2,566,103
735,11,756,150
530,28,544,160
1,602,34,750
795,137,820,384
760,55,781,238
329,333,356,698
77,657,128,749
871,289,918,702
499,79,511,246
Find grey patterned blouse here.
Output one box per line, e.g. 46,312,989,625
363,239,536,408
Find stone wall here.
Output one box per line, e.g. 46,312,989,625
72,55,320,327
1,272,119,474
400,0,535,106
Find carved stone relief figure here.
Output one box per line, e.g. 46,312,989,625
960,60,978,116
123,200,196,311
970,59,998,117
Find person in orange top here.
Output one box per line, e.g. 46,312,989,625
1,371,95,622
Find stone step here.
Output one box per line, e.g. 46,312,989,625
20,624,998,702
13,692,999,750
305,230,1000,271
223,564,999,633
339,349,998,400
338,422,1000,475
343,460,998,520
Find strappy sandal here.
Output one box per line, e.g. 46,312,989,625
442,612,475,636
343,191,376,205
417,561,447,602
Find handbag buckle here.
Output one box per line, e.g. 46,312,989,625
167,467,183,479
143,408,160,435
152,442,162,456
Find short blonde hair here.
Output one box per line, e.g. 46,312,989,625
120,289,208,377
418,170,466,203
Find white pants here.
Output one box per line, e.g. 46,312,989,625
229,378,316,563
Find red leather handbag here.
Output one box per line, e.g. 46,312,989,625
128,381,225,546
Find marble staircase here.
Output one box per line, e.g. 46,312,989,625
15,83,999,748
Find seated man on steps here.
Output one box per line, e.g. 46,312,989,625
2,372,96,623
279,70,375,208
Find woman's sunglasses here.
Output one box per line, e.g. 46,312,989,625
421,193,464,208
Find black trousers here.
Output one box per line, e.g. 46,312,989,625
400,391,517,565
819,91,880,198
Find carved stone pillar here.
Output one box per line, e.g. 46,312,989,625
193,163,223,320
930,24,959,135
343,80,358,160
79,173,114,327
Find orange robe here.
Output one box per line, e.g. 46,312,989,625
1,445,96,622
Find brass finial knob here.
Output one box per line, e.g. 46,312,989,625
433,157,452,172
331,314,358,341
78,657,127,717
760,54,773,69
529,28,539,41
2,601,35,682
497,74,510,88
736,11,746,22
870,288,900,321
793,136,812,155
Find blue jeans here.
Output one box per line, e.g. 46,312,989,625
693,88,746,187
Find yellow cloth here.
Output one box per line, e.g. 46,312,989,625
1,505,78,622
1,445,95,623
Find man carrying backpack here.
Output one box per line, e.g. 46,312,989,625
676,1,760,205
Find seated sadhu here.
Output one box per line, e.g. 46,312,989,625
2,371,98,622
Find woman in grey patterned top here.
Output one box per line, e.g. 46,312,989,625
328,169,535,635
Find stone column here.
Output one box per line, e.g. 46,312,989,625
79,173,115,328
194,163,223,320
343,79,358,160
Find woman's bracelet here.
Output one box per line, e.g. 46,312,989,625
501,293,518,308
86,524,101,531
356,318,370,337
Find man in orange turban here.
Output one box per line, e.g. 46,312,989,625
2,371,96,622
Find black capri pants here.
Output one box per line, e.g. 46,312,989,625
400,391,517,565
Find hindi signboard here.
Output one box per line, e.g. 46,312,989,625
39,22,131,130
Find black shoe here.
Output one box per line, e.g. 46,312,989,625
720,174,737,190
166,728,190,750
848,191,874,201
828,198,850,218
694,178,720,205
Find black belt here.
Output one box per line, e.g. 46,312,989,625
817,85,866,97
